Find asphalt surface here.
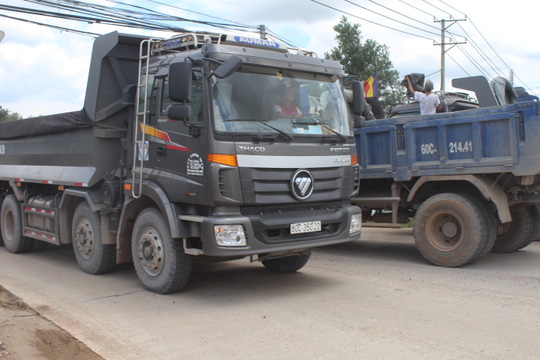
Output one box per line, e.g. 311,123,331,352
1,228,539,359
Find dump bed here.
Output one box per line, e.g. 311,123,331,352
355,96,540,181
0,32,144,187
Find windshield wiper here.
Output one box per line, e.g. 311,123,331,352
222,119,293,141
291,119,347,143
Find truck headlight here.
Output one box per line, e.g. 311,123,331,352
349,213,362,234
214,225,247,247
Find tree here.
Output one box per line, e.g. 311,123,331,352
0,106,23,122
326,16,404,106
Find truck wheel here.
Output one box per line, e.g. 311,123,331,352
462,194,497,258
132,208,192,294
413,193,488,267
262,251,311,273
72,202,116,274
0,192,6,246
492,204,536,253
534,204,540,242
1,194,32,253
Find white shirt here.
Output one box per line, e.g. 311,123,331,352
414,92,440,115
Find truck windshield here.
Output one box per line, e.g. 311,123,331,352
212,65,352,137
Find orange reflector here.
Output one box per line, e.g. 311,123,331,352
351,154,358,165
124,183,132,191
58,186,65,191
16,182,21,187
208,154,238,167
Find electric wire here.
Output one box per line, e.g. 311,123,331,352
142,0,256,30
398,0,437,19
434,0,532,91
421,0,451,18
436,0,466,18
344,0,441,38
0,12,99,37
310,0,435,41
447,52,471,77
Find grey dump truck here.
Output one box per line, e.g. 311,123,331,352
0,31,363,293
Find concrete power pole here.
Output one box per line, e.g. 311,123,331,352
434,19,467,92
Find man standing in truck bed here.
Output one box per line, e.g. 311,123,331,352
406,76,442,115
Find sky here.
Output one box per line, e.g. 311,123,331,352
1,0,539,117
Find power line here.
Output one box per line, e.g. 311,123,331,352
365,0,465,40
310,0,435,41
0,12,98,37
344,0,441,38
142,0,256,30
398,0,437,19
436,0,466,18
421,0,451,18
447,52,471,77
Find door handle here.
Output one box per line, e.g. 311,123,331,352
156,146,167,157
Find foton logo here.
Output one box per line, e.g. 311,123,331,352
238,146,266,152
330,147,349,153
291,169,314,201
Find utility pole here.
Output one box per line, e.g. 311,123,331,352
434,18,467,92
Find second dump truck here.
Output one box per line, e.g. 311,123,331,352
353,76,540,267
0,31,363,293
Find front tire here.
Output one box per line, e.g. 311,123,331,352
1,194,32,253
132,208,192,294
413,193,488,267
262,251,311,273
72,202,116,274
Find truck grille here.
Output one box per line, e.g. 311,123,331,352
238,166,348,205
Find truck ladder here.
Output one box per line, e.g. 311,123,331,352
132,38,158,198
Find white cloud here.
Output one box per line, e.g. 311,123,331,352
1,0,539,117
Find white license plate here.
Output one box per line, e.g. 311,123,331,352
290,221,322,234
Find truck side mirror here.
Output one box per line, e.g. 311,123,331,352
167,104,190,122
213,55,242,79
352,80,365,116
169,62,192,102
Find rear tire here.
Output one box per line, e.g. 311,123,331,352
462,194,497,258
492,204,536,253
72,202,116,274
413,193,488,267
262,251,311,273
1,194,32,253
132,208,192,294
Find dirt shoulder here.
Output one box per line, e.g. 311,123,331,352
0,285,102,360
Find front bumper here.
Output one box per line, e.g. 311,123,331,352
195,204,361,257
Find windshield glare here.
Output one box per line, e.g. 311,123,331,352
212,66,352,137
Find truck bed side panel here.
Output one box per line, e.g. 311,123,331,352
356,100,540,180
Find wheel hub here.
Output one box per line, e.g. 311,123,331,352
137,226,164,277
441,222,458,238
75,217,94,260
426,212,463,252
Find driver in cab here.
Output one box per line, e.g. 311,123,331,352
273,80,302,119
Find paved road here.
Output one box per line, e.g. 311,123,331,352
1,228,539,359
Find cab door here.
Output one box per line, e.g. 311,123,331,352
149,66,210,203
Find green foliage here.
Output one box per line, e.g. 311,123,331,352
326,16,404,106
0,106,23,122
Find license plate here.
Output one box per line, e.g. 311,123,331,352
290,221,322,234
